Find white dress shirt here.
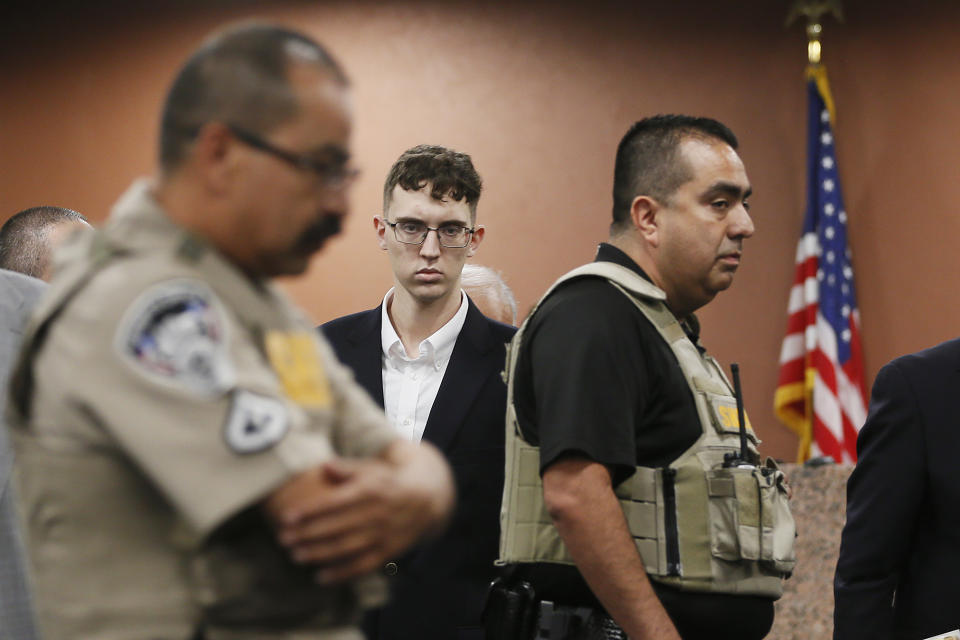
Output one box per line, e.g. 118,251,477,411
380,289,468,442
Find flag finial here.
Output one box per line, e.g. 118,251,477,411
786,0,844,65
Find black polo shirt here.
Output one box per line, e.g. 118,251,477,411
513,242,701,482
510,243,774,639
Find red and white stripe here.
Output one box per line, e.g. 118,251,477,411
778,232,867,463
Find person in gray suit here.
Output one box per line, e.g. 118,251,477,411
0,205,85,638
0,206,90,281
0,267,44,640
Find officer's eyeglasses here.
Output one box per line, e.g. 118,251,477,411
226,124,360,191
384,220,475,248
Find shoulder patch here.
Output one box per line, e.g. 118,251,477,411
116,279,235,396
224,389,289,454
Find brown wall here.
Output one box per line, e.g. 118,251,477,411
3,0,959,461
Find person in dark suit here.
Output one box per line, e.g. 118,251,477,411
322,144,515,640
834,338,960,640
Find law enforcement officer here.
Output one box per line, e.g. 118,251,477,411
6,23,453,640
494,115,795,639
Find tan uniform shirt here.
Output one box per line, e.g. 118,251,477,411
10,180,397,640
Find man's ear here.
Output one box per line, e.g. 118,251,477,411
466,224,485,258
630,195,660,247
191,122,236,194
374,215,388,250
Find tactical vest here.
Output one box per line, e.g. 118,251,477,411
7,211,381,638
498,262,796,598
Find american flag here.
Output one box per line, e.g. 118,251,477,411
774,66,867,464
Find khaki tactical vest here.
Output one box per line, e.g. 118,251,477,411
498,262,796,598
7,184,384,639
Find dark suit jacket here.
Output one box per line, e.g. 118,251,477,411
321,297,515,640
834,338,960,640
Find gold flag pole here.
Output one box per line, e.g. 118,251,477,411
787,1,844,128
781,0,845,462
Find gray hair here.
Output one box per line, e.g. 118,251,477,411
461,264,517,325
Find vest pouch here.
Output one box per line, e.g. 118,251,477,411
758,459,797,574
705,466,763,562
705,464,796,575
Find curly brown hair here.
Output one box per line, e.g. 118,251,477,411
383,145,482,221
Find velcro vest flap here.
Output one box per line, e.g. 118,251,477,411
613,466,659,503
691,374,728,396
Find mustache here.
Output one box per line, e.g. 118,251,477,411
295,214,342,250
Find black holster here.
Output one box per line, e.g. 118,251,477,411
535,602,627,640
482,577,538,640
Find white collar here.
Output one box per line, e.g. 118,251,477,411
380,289,468,367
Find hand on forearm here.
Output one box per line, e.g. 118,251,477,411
377,439,455,539
544,457,681,640
268,441,454,583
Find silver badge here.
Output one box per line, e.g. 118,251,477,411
224,389,289,454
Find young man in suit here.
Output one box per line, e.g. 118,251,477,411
322,145,516,640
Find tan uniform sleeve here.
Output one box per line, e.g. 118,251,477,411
33,276,340,538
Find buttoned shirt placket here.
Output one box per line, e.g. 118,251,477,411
380,289,467,442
